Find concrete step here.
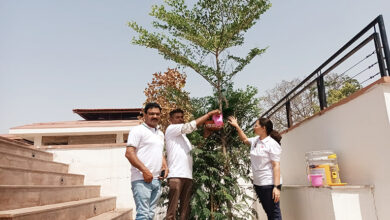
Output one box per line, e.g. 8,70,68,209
0,166,84,186
0,196,116,220
0,138,53,161
87,208,133,220
0,185,101,211
0,152,68,173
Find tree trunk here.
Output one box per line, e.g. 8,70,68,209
210,191,215,220
221,130,233,219
215,51,233,220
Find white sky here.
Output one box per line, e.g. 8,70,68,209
1,0,389,133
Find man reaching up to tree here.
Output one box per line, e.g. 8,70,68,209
165,109,220,220
125,102,168,220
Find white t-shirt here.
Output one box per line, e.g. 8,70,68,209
248,136,282,186
165,120,197,179
127,123,164,182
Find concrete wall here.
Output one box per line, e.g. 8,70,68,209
46,146,134,211
280,82,390,219
281,185,376,220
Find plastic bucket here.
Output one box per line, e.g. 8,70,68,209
309,174,323,187
212,114,223,126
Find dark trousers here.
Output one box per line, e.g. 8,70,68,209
254,185,282,220
166,178,193,220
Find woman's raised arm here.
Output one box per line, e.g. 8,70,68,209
228,116,250,146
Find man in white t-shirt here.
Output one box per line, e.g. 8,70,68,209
125,102,168,220
165,108,220,220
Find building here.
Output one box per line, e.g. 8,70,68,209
8,108,143,148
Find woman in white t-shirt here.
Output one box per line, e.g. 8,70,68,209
228,116,282,220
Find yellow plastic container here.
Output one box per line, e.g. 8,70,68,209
306,151,347,186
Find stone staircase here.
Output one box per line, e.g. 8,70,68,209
0,136,132,220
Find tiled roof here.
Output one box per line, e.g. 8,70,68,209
72,108,142,113
73,108,142,120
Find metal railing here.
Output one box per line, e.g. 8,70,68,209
261,15,390,129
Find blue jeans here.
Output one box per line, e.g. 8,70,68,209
131,179,161,220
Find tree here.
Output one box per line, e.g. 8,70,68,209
259,79,318,131
144,68,193,131
129,0,270,150
130,1,271,218
260,73,361,131
144,71,262,219
325,74,361,106
189,85,261,219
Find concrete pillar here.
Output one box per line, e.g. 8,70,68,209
116,133,124,143
34,136,42,148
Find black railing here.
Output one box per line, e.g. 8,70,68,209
261,15,390,129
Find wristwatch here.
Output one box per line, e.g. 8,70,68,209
274,184,282,190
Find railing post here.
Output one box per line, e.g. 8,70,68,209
378,15,390,76
286,100,293,128
374,33,388,77
317,74,327,110
261,15,389,125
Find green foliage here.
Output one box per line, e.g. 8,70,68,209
188,85,261,219
129,0,270,90
326,75,361,106
311,74,362,109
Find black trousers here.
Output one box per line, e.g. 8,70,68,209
254,185,282,220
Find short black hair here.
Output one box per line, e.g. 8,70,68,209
169,109,184,117
144,102,162,114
